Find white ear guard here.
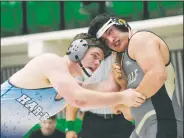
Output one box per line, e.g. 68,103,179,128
66,39,97,77
67,39,96,62
96,17,130,39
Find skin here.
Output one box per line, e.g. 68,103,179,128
9,45,146,109
65,52,126,138
101,25,169,120
40,119,57,136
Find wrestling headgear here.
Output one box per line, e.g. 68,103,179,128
66,33,107,77
96,17,130,38
67,39,97,62
88,13,131,39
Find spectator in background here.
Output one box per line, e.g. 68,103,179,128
29,115,65,138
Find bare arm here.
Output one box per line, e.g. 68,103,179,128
66,104,79,121
42,54,145,108
65,105,79,138
129,33,167,98
82,72,120,92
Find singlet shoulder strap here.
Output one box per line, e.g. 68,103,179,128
127,29,171,66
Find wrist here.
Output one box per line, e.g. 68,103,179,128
65,121,75,132
132,120,135,125
118,92,124,105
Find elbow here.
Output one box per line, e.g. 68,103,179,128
66,91,88,108
65,95,87,108
156,71,167,84
72,99,88,108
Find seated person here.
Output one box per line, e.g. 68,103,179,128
29,115,65,138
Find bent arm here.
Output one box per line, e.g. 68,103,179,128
42,55,124,109
66,104,79,121
130,35,167,98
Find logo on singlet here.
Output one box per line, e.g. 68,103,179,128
127,69,138,86
16,94,50,121
125,61,132,66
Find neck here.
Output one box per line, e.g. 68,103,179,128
129,29,137,39
64,56,83,77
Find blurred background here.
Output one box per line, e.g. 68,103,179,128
1,1,183,137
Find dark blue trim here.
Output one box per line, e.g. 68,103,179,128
7,80,53,90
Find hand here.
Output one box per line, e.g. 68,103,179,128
120,88,146,107
112,63,126,87
66,131,78,138
110,104,134,121
109,104,123,114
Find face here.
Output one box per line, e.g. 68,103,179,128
81,47,104,73
40,119,56,136
101,25,129,52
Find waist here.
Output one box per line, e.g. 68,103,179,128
80,107,113,114
85,111,121,119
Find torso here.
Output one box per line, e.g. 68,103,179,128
121,30,183,137
1,54,68,137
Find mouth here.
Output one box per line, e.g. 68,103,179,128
114,39,120,47
87,67,94,73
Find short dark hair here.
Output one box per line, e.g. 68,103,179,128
49,115,57,120
88,13,129,38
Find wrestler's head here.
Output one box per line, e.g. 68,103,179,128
67,33,110,77
88,13,131,52
40,115,57,136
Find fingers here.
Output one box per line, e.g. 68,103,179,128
136,92,147,101
112,69,123,79
133,102,142,107
135,97,145,104
112,63,121,69
133,93,147,107
113,69,122,74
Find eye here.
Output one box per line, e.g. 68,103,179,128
108,29,112,35
99,60,102,63
92,54,97,59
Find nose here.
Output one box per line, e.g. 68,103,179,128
108,36,115,45
94,60,101,68
45,123,51,129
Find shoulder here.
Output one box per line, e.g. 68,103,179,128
34,53,63,63
26,53,64,69
130,31,158,43
129,31,159,52
130,31,159,46
128,31,161,59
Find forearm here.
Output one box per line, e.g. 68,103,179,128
136,70,166,98
82,80,120,92
71,88,123,109
65,104,79,121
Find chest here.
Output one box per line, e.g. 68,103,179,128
121,52,144,88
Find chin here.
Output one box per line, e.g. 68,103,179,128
115,47,124,52
119,45,127,52
42,130,53,136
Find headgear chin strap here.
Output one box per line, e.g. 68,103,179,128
67,39,97,77
75,55,91,77
96,17,130,39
